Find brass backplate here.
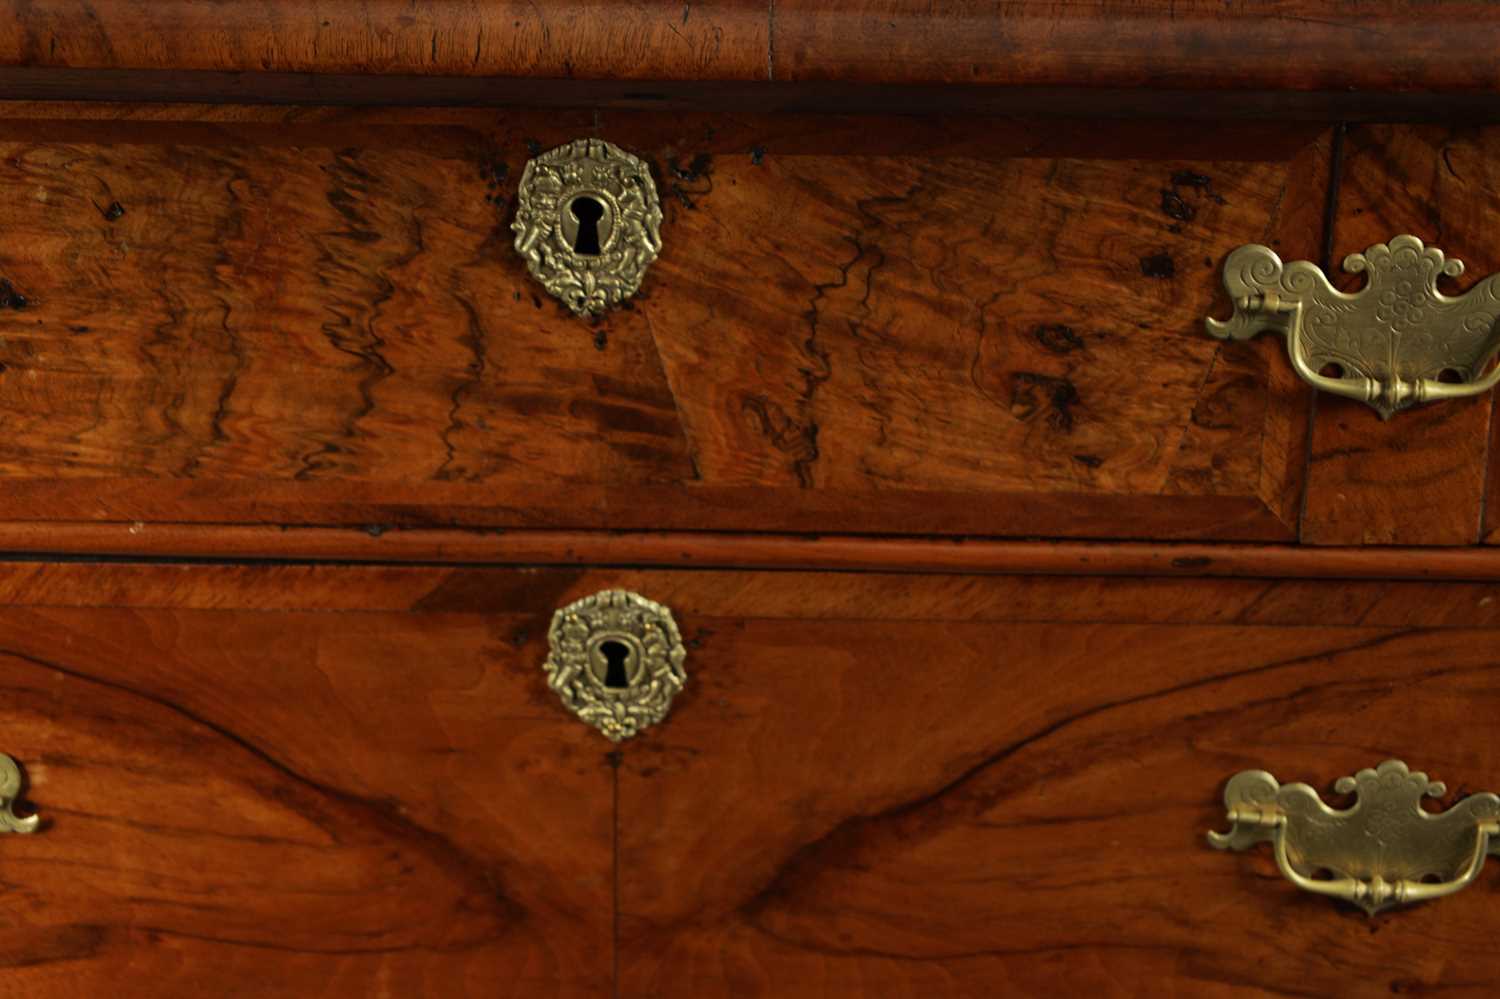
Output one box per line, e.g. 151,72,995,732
1207,235,1500,418
511,138,663,317
1210,759,1500,914
544,589,686,741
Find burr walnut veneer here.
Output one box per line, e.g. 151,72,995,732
0,110,1329,541
0,3,1496,998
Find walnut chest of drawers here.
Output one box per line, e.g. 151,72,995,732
0,3,1498,997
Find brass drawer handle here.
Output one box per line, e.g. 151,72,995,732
1210,759,1500,915
1207,235,1500,418
0,753,38,834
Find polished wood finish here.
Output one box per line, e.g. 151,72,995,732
1372,130,1500,543
773,0,1500,93
0,111,1327,541
0,1,1494,105
3,73,1500,121
1307,124,1496,546
614,569,1500,997
0,1,769,81
13,524,1500,583
0,562,612,997
0,2,1489,995
0,565,1495,994
12,561,1500,625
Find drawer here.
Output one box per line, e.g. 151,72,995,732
0,562,611,996
3,561,1497,995
0,108,1330,542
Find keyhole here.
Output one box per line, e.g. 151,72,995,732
571,197,604,255
599,640,632,688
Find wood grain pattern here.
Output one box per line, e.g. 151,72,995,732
1306,124,1496,546
772,0,1500,92
611,569,1500,997
2,73,1499,121
4,561,1500,628
13,524,1500,581
0,562,613,997
0,111,1327,541
0,561,1443,624
0,1,1495,103
3,563,1500,992
0,0,770,81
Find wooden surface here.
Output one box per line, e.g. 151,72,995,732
4,74,1500,122
0,109,1327,541
0,562,613,997
1307,124,1496,546
0,111,1326,537
4,563,1500,993
13,523,1500,582
607,568,1500,997
771,1,1500,93
0,0,769,81
0,1,1495,102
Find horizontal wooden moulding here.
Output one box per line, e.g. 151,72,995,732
2,522,1500,581
0,1,1496,101
1,73,1498,120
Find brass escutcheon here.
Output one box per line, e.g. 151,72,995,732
511,138,663,317
543,589,686,741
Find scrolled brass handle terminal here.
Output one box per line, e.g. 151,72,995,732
0,753,38,834
1210,759,1500,915
1207,235,1500,419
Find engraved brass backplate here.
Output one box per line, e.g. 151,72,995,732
0,753,37,834
544,589,686,741
1207,235,1500,418
512,138,663,316
1210,759,1500,915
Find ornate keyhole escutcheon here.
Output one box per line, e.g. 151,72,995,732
544,589,686,741
511,139,663,317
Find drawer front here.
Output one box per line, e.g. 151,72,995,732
1307,123,1500,547
4,562,1496,995
0,109,1327,540
0,563,611,997
568,569,1500,997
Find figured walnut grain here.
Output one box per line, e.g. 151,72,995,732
772,0,1500,93
0,1,1495,103
611,570,1500,997
0,0,770,81
2,563,1498,993
0,112,1327,541
0,563,612,997
1307,124,1499,546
